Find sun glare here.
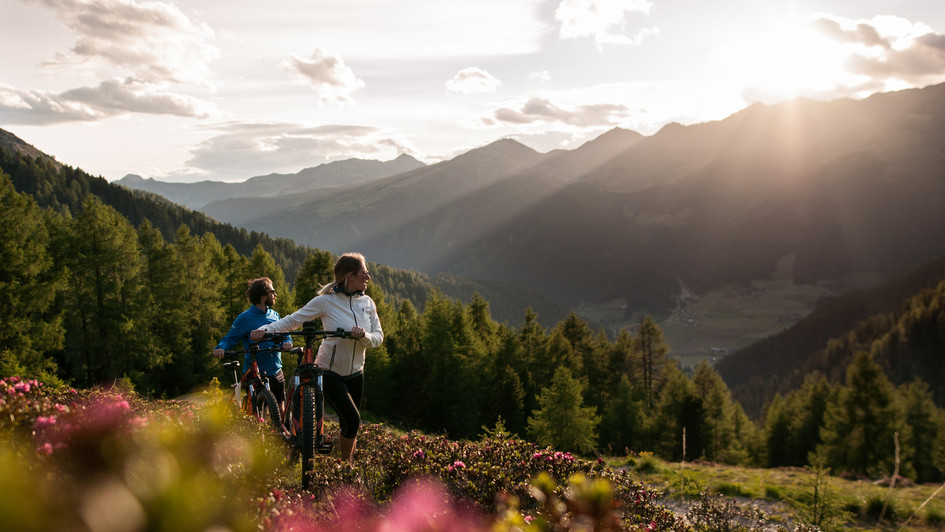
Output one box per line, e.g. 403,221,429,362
711,17,862,104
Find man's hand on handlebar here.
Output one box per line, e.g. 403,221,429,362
213,348,225,359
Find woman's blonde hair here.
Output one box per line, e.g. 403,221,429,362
317,252,367,295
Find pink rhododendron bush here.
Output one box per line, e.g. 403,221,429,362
0,376,688,531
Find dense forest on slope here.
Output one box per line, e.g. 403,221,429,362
717,255,945,417
0,141,565,325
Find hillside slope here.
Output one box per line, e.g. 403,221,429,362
196,84,945,318
716,254,945,416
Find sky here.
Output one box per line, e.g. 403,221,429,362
2,0,945,183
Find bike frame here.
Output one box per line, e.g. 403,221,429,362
267,321,350,488
222,343,279,421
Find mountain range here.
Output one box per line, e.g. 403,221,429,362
117,154,425,210
119,83,945,332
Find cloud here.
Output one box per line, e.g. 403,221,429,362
177,121,420,180
555,0,657,47
812,15,945,87
0,79,214,125
282,48,365,104
24,0,218,86
491,96,631,127
445,67,502,94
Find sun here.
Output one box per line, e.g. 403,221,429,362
711,16,860,104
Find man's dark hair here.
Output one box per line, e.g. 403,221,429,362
246,277,273,305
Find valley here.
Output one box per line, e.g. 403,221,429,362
577,254,857,370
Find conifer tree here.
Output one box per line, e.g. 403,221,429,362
651,362,704,461
0,171,65,382
57,197,147,385
294,250,334,305
248,244,292,315
814,351,906,477
635,315,669,409
764,394,793,467
788,373,832,467
899,379,939,482
692,361,739,462
519,307,547,413
218,244,251,321
599,375,646,454
527,366,601,454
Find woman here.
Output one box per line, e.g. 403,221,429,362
251,252,383,463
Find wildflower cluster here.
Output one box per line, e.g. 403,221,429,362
1,378,689,531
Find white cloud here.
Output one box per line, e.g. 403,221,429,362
0,79,214,124
445,67,502,94
282,48,365,105
812,15,945,87
177,121,420,180
555,0,657,47
25,0,218,86
491,96,631,127
528,70,552,84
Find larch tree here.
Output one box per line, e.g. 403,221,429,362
0,171,65,382
635,315,669,410
527,366,601,454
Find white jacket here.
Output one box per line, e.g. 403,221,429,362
259,291,383,376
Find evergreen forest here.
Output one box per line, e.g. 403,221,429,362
4,147,945,486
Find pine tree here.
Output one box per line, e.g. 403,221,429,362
527,367,601,454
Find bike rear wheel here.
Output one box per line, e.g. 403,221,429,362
301,385,316,489
253,387,283,433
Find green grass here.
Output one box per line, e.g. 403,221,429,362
608,456,945,531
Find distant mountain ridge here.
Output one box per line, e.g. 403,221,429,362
193,83,945,319
117,153,425,209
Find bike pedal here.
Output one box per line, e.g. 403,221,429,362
317,442,334,454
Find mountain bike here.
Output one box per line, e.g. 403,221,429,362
263,322,352,489
219,342,287,435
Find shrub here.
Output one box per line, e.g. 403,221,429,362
686,490,768,532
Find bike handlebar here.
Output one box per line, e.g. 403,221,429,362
219,342,289,360
261,326,353,340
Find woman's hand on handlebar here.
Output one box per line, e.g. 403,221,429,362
350,326,366,339
250,329,266,341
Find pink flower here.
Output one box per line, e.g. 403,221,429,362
36,443,53,456
413,449,425,459
14,382,30,393
34,415,57,430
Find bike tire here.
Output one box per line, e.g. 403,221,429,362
301,385,316,489
253,387,283,433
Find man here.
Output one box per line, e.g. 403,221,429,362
214,277,292,412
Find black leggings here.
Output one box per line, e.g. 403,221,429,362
323,371,363,438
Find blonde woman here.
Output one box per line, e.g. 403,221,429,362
251,252,383,463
